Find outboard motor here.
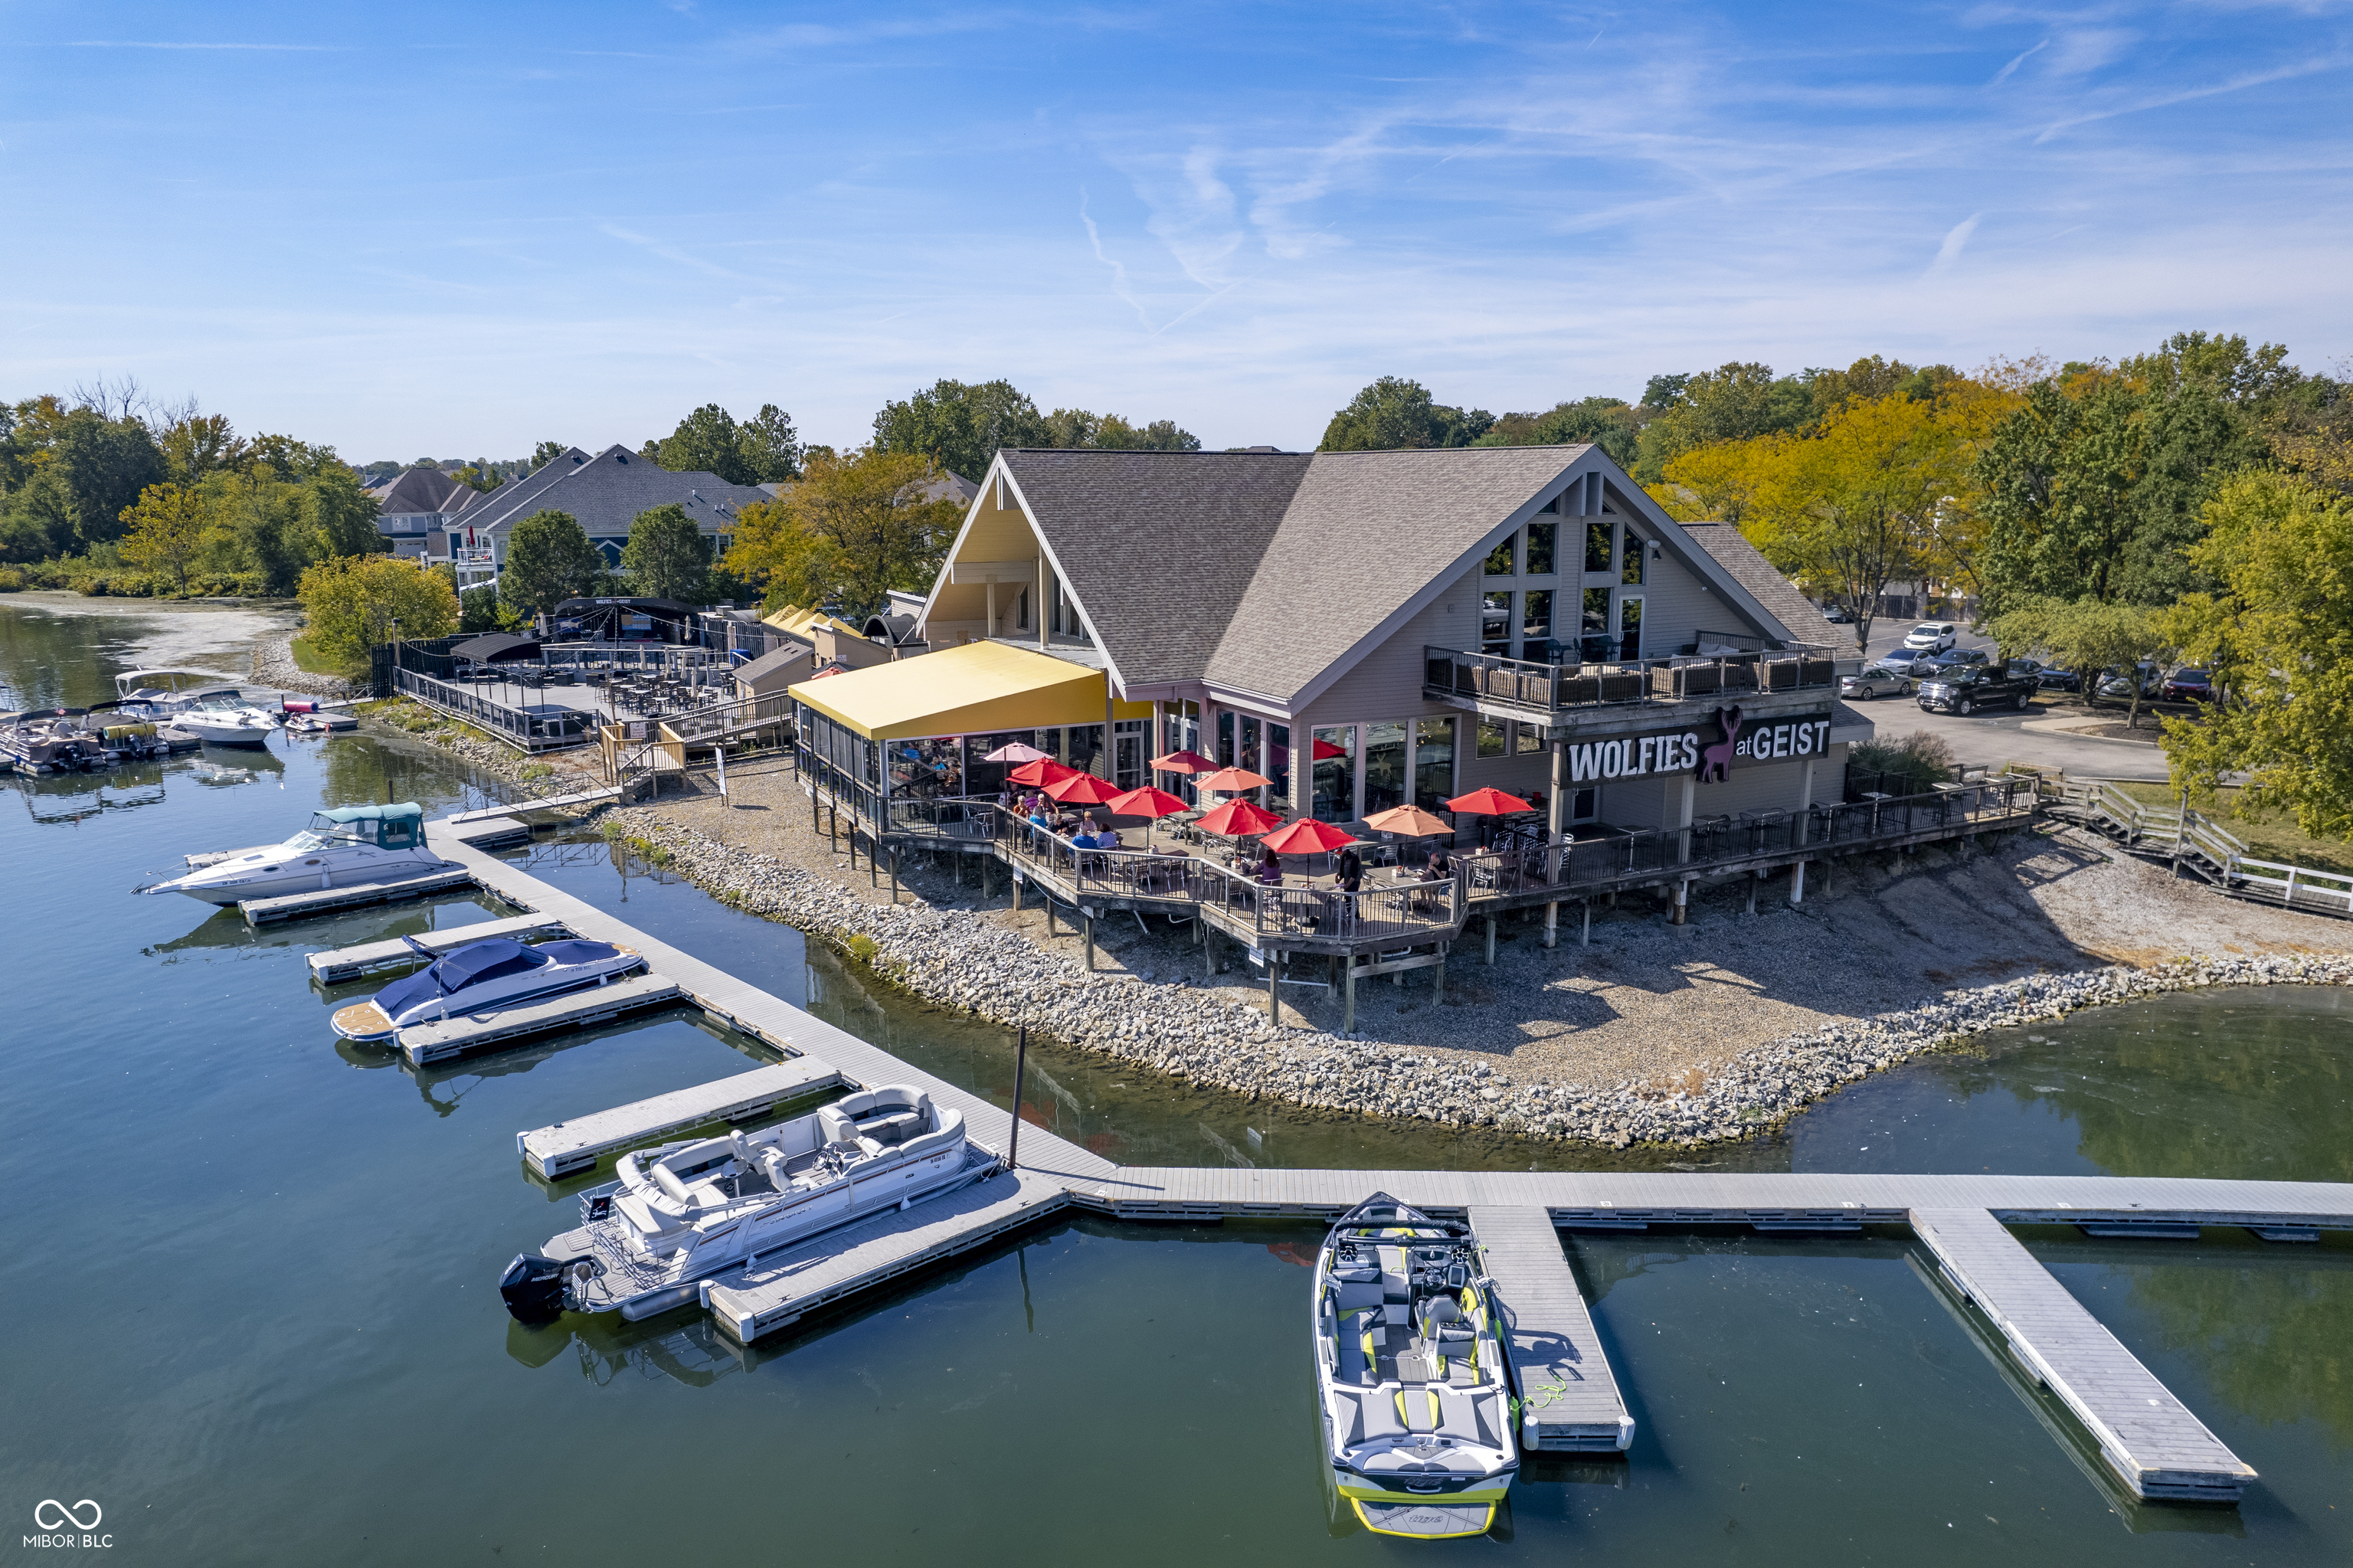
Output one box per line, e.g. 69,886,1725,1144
499,1253,568,1322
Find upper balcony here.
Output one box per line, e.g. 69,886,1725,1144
1424,635,1847,720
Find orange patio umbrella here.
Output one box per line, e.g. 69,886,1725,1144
1445,787,1534,816
1008,757,1078,787
1043,771,1123,806
1194,765,1273,794
1194,797,1282,837
1363,804,1453,837
1106,784,1187,849
1258,818,1358,854
1150,748,1216,774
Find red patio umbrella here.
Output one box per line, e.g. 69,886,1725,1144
1445,787,1534,816
1150,748,1215,774
1106,784,1187,850
1194,765,1273,794
1043,771,1122,806
1007,757,1079,787
1258,818,1358,854
1193,797,1282,837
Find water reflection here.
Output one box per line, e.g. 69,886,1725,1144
505,1314,748,1387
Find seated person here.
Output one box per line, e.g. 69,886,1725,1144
1426,846,1454,879
1255,845,1284,883
1070,825,1099,849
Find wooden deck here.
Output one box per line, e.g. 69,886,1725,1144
1469,1206,1634,1453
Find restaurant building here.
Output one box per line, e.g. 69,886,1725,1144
895,444,1869,838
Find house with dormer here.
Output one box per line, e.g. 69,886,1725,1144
425,445,772,588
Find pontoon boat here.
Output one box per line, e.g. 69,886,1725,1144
499,1086,977,1322
1312,1193,1518,1539
139,802,457,904
329,935,643,1040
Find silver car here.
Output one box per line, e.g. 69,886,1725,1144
1839,666,1913,700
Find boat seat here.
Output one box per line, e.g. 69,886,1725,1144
817,1105,857,1144
856,1110,922,1145
1330,1264,1379,1284
1354,1390,1406,1444
1337,1324,1369,1386
1396,1387,1444,1435
1333,1282,1383,1314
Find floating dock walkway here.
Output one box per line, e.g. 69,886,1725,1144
517,1059,847,1178
241,866,479,925
1469,1205,1634,1453
397,972,684,1066
307,914,572,984
371,817,2353,1507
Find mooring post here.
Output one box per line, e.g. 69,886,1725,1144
1543,900,1557,949
889,849,899,904
1343,956,1357,1035
1005,1023,1028,1173
1267,954,1279,1023
1433,944,1445,1003
1012,869,1022,912
1046,899,1057,938
869,840,878,888
1205,923,1215,977
1581,900,1592,946
1671,879,1688,925
1083,912,1095,971
1788,857,1807,905
1481,915,1494,965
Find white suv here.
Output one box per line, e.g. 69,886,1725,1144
1903,621,1956,653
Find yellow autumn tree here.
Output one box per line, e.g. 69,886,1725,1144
725,447,964,617
116,482,213,594
298,555,459,672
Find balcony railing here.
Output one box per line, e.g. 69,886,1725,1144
1425,645,1842,715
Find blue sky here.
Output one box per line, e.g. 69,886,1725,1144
3,2,2349,461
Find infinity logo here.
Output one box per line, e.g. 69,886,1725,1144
34,1499,102,1530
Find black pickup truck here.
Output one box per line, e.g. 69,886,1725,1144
1916,664,2037,715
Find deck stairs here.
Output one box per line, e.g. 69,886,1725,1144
2050,780,2353,918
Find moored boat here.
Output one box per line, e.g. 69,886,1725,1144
329,935,643,1041
1312,1193,1518,1539
138,802,457,904
499,1086,977,1323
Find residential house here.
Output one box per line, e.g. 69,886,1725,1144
430,445,772,589
370,468,486,563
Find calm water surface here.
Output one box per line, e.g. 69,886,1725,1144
2,602,2347,1565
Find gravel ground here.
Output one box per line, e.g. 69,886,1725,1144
615,755,2353,1147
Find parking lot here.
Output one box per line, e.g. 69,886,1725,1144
1826,611,2178,782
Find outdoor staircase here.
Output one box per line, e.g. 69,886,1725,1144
2050,779,2353,919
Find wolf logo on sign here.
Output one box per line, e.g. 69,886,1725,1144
1695,706,1743,783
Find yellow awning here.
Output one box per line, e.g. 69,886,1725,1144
789,640,1112,741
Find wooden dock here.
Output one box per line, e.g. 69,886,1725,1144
515,1059,847,1179
1468,1206,1633,1453
450,816,532,849
448,786,622,823
307,914,573,984
1911,1206,2256,1501
705,1167,1071,1344
397,972,684,1066
241,866,479,925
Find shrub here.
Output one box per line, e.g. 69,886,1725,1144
1848,730,1956,797
845,933,879,966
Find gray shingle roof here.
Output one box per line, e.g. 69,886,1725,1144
1205,447,1588,700
1677,522,1820,646
457,445,771,538
368,466,470,515
1002,450,1311,689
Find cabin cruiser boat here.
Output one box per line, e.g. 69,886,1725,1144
329,935,643,1040
169,689,280,748
1312,1193,1518,1539
138,802,457,904
499,1086,975,1323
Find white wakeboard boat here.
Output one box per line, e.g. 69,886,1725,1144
139,802,456,905
499,1086,977,1322
1313,1193,1518,1540
329,935,643,1041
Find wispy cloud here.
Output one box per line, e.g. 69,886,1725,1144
2034,51,2353,140
1988,38,2046,84
1078,190,1150,329
1926,213,1984,275
45,40,341,51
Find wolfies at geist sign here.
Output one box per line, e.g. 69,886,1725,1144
1563,706,1832,784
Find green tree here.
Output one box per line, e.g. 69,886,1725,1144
872,378,1049,481
620,502,712,602
458,581,521,633
159,413,246,483
306,466,385,559
1319,377,1492,451
0,472,75,561
1474,397,1642,467
500,509,605,616
655,404,758,485
725,448,961,617
47,408,166,549
1987,595,2171,727
298,555,459,668
1634,362,1815,479
531,440,571,470
736,404,803,482
1041,408,1202,451
116,483,210,593
2159,470,2353,837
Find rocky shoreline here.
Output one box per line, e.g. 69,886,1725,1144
251,634,361,700
607,810,2353,1148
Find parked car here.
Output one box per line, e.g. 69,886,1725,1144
1839,666,1913,700
1924,647,1990,673
2162,666,2214,702
2094,663,2163,702
1869,649,1933,678
1918,663,2038,715
1902,621,1958,653
2004,657,2045,682
1821,603,1854,624
2035,667,2083,692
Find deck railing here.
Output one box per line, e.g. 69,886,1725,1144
1424,645,1843,715
393,666,590,751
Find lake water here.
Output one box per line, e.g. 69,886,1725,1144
3,601,2348,1565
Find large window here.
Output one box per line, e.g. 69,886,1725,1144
1216,710,1235,768
1311,726,1355,822
1521,590,1553,650
1067,722,1105,777
1484,535,1514,574
1581,587,1614,661
1622,533,1646,585
1517,722,1544,755
1481,591,1511,656
1525,522,1556,576
1413,717,1456,812
1618,595,1644,660
1237,714,1262,797
1114,719,1146,791
1363,722,1409,814
1585,521,1613,574
1268,723,1291,807
1478,717,1508,758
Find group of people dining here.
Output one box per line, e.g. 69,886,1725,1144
1001,786,1126,851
